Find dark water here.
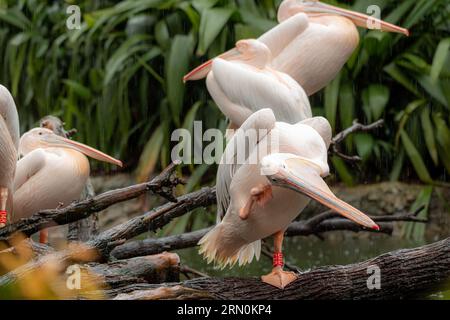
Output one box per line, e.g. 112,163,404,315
177,236,450,299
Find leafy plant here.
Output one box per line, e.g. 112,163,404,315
0,0,448,188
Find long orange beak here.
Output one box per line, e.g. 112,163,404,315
265,157,379,230
298,1,409,36
45,134,123,167
183,48,241,82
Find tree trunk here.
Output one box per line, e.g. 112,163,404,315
68,180,99,242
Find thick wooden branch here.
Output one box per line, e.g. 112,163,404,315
111,203,425,260
330,119,385,162
89,187,217,258
84,253,180,290
0,187,217,286
111,209,425,260
0,163,181,242
107,237,450,300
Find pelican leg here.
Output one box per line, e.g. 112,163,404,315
39,229,49,244
239,184,273,220
0,188,8,228
261,230,297,289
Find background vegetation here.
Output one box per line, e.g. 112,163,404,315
0,0,449,190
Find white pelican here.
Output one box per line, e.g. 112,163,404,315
13,128,122,243
199,109,378,289
0,85,19,228
204,39,311,129
184,0,409,95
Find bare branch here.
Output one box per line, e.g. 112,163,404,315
110,205,426,260
0,162,181,242
330,119,385,162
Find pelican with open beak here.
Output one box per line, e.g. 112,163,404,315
13,128,122,243
199,109,378,289
184,0,408,95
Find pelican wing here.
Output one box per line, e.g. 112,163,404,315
13,149,47,192
268,155,378,230
211,58,311,124
259,13,309,59
0,116,17,185
0,85,20,150
216,109,276,222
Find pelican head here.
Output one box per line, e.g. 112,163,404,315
261,152,379,231
261,153,328,177
183,39,271,82
278,0,409,36
19,128,123,167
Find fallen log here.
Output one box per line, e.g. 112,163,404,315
107,237,450,300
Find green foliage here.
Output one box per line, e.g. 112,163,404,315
0,0,448,189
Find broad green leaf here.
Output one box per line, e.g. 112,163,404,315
154,20,170,49
431,38,450,82
324,72,341,132
416,75,448,108
354,133,374,161
234,24,261,40
401,186,433,241
384,63,421,97
197,7,234,55
390,148,405,182
339,82,355,150
395,99,425,146
185,164,210,192
420,107,438,166
331,156,354,186
400,130,433,183
178,2,201,30
403,0,438,29
136,124,164,182
166,35,194,126
362,84,390,121
239,9,276,33
63,80,92,100
104,35,153,85
191,0,220,12
433,113,450,174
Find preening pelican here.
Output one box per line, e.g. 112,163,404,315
0,85,19,228
13,128,122,242
199,109,378,289
184,0,409,95
205,39,311,128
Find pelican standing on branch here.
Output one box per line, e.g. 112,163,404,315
184,0,409,95
199,109,379,289
193,38,311,129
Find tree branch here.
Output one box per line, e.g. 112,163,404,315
110,206,426,260
0,162,182,242
330,119,385,162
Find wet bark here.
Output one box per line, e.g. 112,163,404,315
107,237,450,300
68,180,99,242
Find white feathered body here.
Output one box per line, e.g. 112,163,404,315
200,121,329,267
